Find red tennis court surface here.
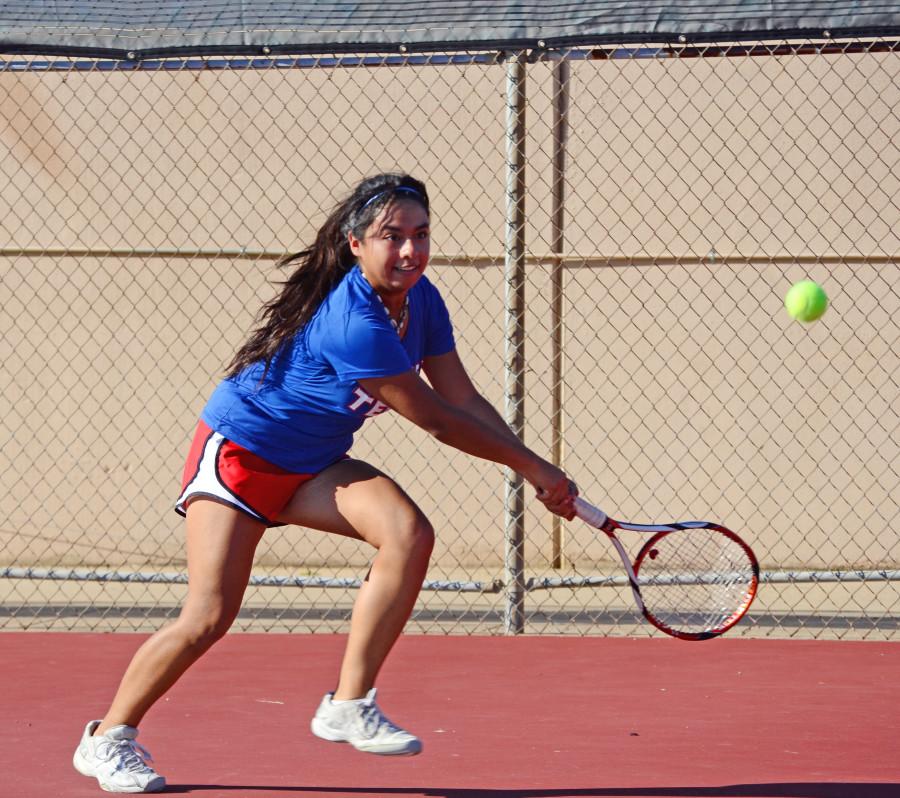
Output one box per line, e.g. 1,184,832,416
4,633,897,797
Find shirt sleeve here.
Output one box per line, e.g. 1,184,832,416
424,280,456,357
319,305,413,380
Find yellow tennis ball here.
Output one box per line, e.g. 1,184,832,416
785,280,828,323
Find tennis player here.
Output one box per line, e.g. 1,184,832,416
72,172,577,793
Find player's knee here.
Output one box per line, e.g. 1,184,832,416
414,515,435,556
393,510,435,560
176,604,238,650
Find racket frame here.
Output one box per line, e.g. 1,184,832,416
573,496,759,640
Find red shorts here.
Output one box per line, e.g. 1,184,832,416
175,420,316,526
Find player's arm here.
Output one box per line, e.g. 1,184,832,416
357,366,574,517
420,349,522,444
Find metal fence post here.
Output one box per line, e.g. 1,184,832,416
503,51,528,634
550,54,570,570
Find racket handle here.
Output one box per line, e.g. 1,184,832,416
573,497,609,529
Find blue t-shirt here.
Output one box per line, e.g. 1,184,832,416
201,265,455,472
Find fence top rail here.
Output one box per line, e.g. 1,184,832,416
0,1,898,60
0,38,897,72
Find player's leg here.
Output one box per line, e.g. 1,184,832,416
98,499,266,730
277,458,433,754
73,499,265,792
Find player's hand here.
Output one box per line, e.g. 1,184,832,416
535,472,578,520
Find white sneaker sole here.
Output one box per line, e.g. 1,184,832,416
73,748,166,793
310,717,422,756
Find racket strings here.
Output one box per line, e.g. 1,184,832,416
636,529,756,633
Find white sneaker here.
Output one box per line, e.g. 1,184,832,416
311,688,422,756
73,720,166,793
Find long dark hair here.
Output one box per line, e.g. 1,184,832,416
225,173,430,378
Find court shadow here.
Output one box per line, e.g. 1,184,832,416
163,782,899,797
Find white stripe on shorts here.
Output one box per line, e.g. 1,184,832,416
174,430,266,522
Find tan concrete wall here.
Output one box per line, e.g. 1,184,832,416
1,51,898,595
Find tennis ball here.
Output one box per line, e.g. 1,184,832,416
785,280,828,323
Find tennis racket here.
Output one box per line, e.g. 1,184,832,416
573,497,759,640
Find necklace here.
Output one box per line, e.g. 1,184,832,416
374,291,409,334
360,270,409,333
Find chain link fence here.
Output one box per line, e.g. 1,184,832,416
1,38,898,638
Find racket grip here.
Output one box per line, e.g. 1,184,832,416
573,497,609,529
